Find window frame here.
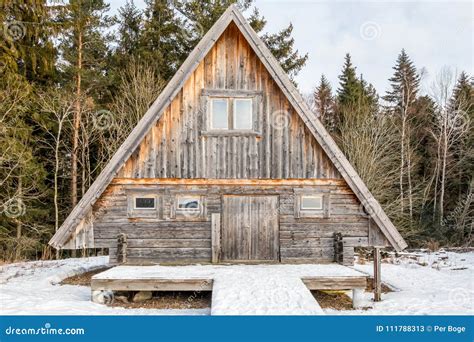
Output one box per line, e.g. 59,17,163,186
201,89,262,136
176,195,202,212
133,196,157,210
294,190,330,219
127,192,161,219
170,193,206,221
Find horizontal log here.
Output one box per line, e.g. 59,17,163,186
111,178,347,186
302,276,366,290
91,278,213,291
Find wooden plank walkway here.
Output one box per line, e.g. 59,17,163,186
210,273,324,315
92,264,367,315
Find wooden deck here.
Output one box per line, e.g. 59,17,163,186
91,264,368,314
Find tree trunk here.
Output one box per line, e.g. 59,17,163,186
16,177,22,239
399,116,406,213
72,31,83,208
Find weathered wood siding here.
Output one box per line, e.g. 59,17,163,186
116,23,340,180
91,180,383,264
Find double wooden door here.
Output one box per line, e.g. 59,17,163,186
221,195,279,262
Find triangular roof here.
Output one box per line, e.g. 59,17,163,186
49,5,407,251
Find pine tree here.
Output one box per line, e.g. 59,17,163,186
383,49,420,113
139,0,184,81
313,75,335,131
0,0,57,84
260,23,308,80
336,54,362,106
58,0,114,207
175,1,307,79
448,72,473,202
117,0,143,57
383,49,421,224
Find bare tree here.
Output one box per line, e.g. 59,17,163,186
36,91,74,242
96,58,164,165
429,68,471,223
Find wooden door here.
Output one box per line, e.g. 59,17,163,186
222,195,279,261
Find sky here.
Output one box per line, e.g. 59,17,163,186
108,0,473,96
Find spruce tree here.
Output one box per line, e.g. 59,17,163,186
117,0,143,57
139,0,184,81
336,54,362,107
383,49,420,112
313,75,335,131
260,23,308,80
449,72,473,202
0,0,57,84
174,1,307,79
383,49,421,224
58,0,114,207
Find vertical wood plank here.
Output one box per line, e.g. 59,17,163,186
374,247,382,301
211,213,221,263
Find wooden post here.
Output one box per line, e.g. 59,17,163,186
211,213,221,263
117,233,127,264
333,232,343,264
373,247,382,302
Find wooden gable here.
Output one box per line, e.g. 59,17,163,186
117,23,340,180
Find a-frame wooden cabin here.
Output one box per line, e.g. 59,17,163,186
49,5,407,265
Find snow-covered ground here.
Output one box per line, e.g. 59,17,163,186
0,257,209,315
333,250,474,315
0,251,472,315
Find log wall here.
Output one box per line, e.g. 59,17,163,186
92,179,380,264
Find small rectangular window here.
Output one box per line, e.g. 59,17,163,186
177,196,200,211
233,98,253,130
134,197,156,209
300,195,323,210
210,98,228,129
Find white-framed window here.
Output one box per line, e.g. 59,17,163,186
209,97,253,131
127,193,161,218
134,196,156,210
210,98,229,130
294,191,330,218
300,195,323,210
233,98,253,130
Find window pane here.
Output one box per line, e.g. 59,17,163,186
233,99,253,130
178,197,200,210
301,196,322,210
211,99,228,129
135,197,155,209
